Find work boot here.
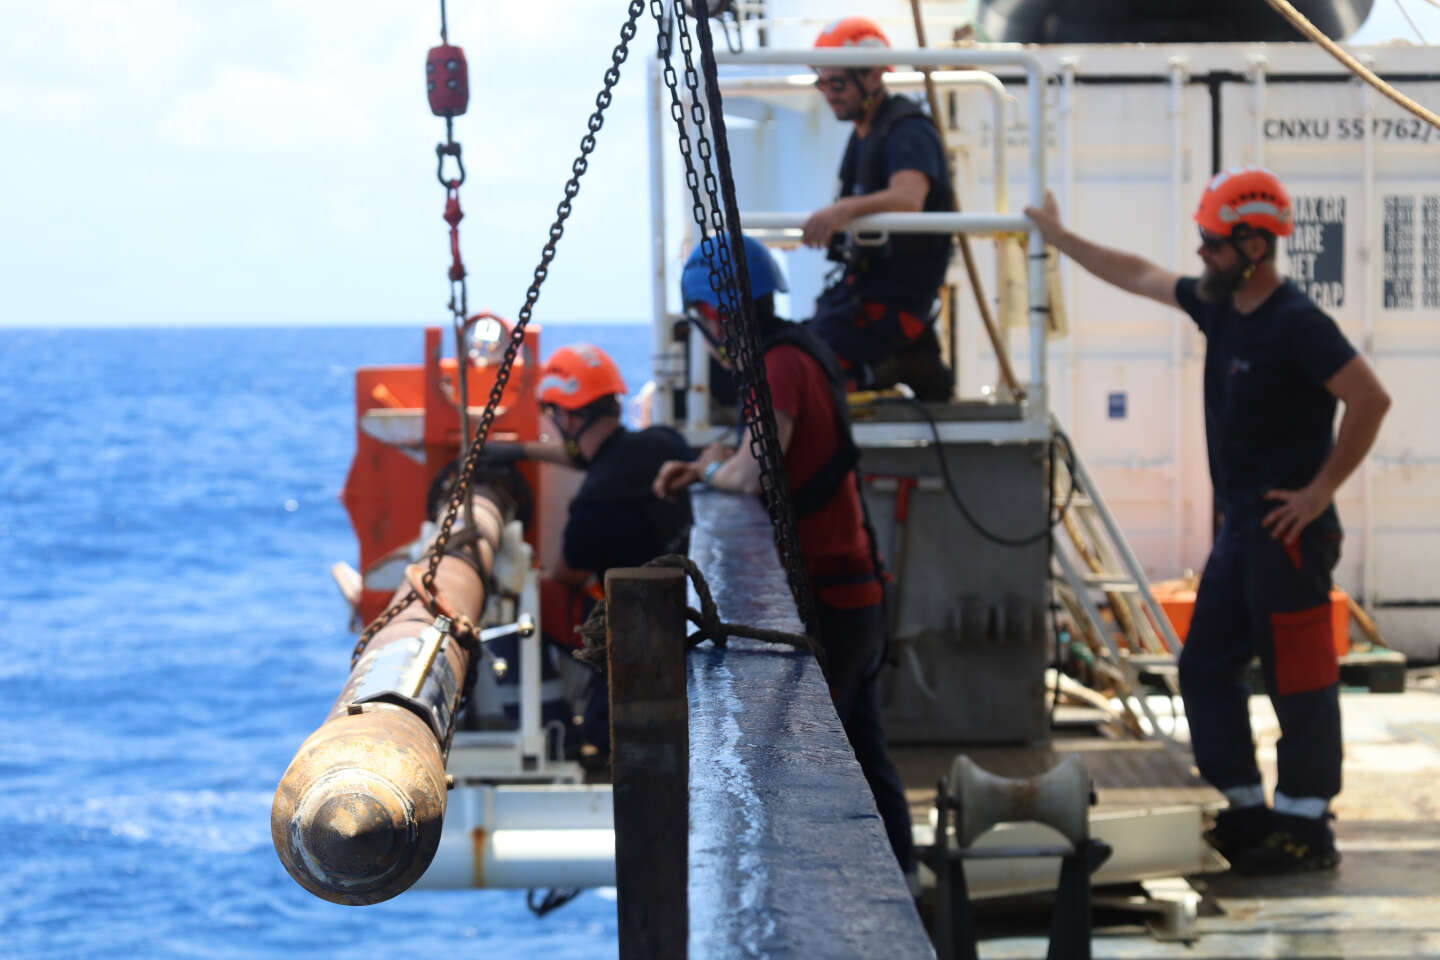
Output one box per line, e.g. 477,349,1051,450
1203,805,1273,861
871,327,953,402
1229,813,1341,875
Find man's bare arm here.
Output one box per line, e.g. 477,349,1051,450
706,411,796,494
1025,191,1180,308
802,170,930,247
1262,354,1392,543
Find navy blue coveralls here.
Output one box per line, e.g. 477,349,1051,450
1174,277,1356,819
811,94,953,393
564,426,693,754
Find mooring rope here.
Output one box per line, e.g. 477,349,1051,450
574,555,823,669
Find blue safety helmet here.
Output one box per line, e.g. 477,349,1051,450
680,235,788,308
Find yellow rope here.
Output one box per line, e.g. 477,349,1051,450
1260,0,1440,131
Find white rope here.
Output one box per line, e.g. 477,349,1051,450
1393,0,1430,44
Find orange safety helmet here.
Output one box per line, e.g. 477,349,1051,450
814,15,891,49
536,343,627,411
1194,166,1294,238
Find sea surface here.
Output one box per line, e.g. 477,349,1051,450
0,324,652,960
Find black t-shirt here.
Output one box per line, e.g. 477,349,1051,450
563,426,693,576
1175,277,1356,507
839,109,952,315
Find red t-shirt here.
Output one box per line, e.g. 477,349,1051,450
764,344,882,609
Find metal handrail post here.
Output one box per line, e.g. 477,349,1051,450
646,55,675,428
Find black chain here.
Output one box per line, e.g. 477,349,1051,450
653,0,816,635
352,1,647,665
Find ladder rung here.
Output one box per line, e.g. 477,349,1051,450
1056,494,1094,508
1079,574,1138,592
1125,654,1178,668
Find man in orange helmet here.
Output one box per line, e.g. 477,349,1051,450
1026,167,1392,874
530,343,692,576
803,16,954,401
528,343,694,763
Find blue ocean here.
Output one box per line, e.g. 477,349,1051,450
0,324,652,959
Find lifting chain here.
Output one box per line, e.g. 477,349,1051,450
351,0,648,666
652,0,817,636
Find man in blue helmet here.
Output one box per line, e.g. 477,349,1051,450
654,235,917,888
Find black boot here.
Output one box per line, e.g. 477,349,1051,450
1229,812,1340,875
1202,805,1273,861
871,326,953,402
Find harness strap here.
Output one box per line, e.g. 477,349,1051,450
835,95,955,274
762,324,861,517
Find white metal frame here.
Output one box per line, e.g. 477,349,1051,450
418,784,615,890
646,47,1052,438
447,554,583,784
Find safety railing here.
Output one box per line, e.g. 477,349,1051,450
646,46,1051,435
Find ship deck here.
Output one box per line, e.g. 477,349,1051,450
894,719,1219,824
930,674,1440,957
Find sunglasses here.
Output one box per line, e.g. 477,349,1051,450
1198,229,1230,252
812,74,852,93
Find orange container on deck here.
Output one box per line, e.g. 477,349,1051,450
1154,584,1351,657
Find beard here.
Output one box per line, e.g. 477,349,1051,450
1195,260,1251,303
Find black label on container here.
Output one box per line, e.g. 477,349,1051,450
1384,195,1415,310
1424,196,1440,310
1288,195,1345,310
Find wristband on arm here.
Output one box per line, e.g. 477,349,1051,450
702,460,722,485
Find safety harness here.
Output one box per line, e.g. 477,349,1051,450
761,322,861,517
833,94,955,274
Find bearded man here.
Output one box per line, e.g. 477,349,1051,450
1025,167,1390,874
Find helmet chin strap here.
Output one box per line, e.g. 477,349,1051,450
854,70,882,116
556,409,609,468
1228,231,1258,286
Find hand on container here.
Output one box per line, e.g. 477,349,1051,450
1261,483,1329,545
1023,190,1064,246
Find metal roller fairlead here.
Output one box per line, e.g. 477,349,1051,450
271,487,512,906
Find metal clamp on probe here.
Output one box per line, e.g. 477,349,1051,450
347,616,461,743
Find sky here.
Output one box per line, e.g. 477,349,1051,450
1,0,1437,327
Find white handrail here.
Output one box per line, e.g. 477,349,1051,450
740,211,1029,235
